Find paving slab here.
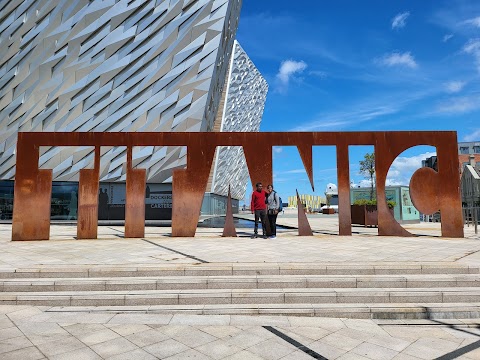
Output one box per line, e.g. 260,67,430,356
0,223,479,269
0,222,479,359
0,307,479,359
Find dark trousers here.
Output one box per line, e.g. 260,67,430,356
254,209,267,235
268,212,278,236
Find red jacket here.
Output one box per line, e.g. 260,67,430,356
251,190,267,211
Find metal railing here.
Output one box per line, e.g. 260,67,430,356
463,207,479,235
421,212,441,223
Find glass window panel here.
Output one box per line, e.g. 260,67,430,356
0,181,14,220
51,182,78,220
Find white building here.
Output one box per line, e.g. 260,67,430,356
0,0,268,220
461,156,480,206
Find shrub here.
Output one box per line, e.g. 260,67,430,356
353,199,396,209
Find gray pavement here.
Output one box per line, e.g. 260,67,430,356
1,306,480,359
0,219,480,359
0,220,479,268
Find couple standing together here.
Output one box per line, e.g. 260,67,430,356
250,183,280,239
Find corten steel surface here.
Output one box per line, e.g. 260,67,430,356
243,141,272,236
125,148,146,238
336,141,352,236
77,147,100,239
298,144,315,191
11,137,52,241
172,136,217,237
11,131,464,240
222,186,237,237
297,190,313,236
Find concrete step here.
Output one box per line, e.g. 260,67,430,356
2,287,480,306
44,303,480,319
2,274,480,292
0,263,476,278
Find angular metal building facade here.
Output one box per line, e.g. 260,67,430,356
209,41,268,200
0,0,268,219
0,0,240,181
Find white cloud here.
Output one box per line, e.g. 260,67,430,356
431,4,480,38
463,39,480,54
292,86,444,133
464,129,480,142
443,34,454,42
377,52,418,68
275,60,307,92
351,153,434,187
392,11,410,29
386,151,437,186
444,80,466,93
309,70,327,78
463,38,480,73
278,167,337,177
464,16,480,28
292,105,398,131
358,179,373,188
385,178,404,186
284,169,306,174
272,146,283,160
437,95,480,114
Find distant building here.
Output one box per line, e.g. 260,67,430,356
323,183,339,212
460,155,480,207
421,142,480,222
422,156,437,171
0,0,269,220
288,194,325,211
459,142,480,175
287,183,339,212
422,142,480,176
459,142,480,155
350,186,420,223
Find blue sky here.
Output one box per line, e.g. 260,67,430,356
236,0,480,200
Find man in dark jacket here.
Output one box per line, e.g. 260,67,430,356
250,182,267,238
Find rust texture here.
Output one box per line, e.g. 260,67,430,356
12,133,52,240
297,144,314,191
336,141,352,236
11,131,464,240
172,135,217,237
297,189,313,236
222,185,237,237
243,135,272,236
125,147,146,238
77,147,100,239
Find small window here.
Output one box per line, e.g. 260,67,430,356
473,146,480,154
460,147,469,154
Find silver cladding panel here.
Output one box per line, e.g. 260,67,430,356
0,0,241,183
211,41,268,200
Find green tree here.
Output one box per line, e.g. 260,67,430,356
325,193,332,207
359,153,375,200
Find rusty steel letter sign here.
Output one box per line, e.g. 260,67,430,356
11,131,464,240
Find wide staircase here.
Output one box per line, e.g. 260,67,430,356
1,263,480,319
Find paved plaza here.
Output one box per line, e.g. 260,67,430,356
0,215,478,268
1,0,478,358
2,306,480,360
0,217,479,359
